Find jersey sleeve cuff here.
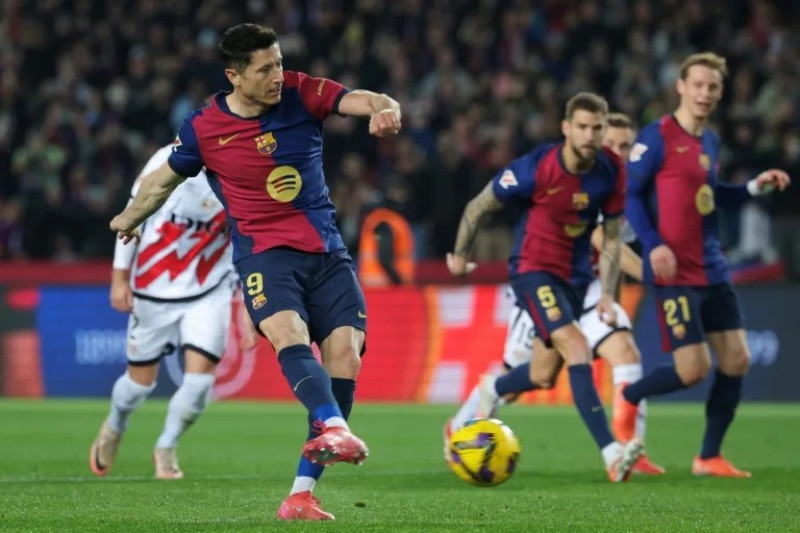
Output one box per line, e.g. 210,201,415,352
332,88,350,116
166,158,195,179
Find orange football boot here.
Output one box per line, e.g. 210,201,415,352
632,453,666,475
276,491,335,521
692,455,751,478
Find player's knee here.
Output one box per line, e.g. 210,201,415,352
677,358,712,386
528,366,558,389
616,343,641,365
721,347,750,377
263,319,309,352
557,337,592,365
328,345,362,376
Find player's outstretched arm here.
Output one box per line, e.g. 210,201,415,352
338,91,401,137
590,226,643,282
447,182,503,277
110,162,186,244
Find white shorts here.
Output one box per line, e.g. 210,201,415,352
501,302,632,368
127,277,236,365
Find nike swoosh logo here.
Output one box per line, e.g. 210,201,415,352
358,311,367,319
591,405,603,412
293,375,313,392
546,187,563,195
218,134,239,145
676,146,689,153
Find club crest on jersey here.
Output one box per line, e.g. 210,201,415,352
546,306,562,322
695,183,715,215
672,324,686,340
251,293,267,310
498,169,518,189
572,192,589,210
255,132,277,155
699,153,711,171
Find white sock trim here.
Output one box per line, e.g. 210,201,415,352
612,364,643,387
290,476,317,495
601,441,623,468
323,416,348,430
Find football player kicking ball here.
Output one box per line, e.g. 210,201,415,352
446,113,665,475
90,144,257,480
622,52,790,478
448,93,643,482
110,24,402,520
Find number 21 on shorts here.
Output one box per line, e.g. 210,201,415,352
662,295,691,326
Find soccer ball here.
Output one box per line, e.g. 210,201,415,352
446,418,520,487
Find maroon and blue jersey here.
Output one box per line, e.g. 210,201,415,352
626,115,751,286
492,143,626,287
168,71,350,262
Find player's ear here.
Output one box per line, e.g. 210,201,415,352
224,68,240,87
675,76,685,96
561,119,570,138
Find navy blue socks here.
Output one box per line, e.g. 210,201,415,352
568,364,615,449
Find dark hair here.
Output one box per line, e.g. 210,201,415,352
607,112,633,129
219,24,279,71
565,92,608,120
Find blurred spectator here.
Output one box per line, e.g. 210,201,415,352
1,0,798,271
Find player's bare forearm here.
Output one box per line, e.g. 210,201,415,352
116,163,185,231
339,90,400,118
599,217,623,297
453,182,503,258
591,225,643,282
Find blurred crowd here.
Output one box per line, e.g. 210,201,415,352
1,0,799,275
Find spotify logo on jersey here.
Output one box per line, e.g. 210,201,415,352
267,165,302,202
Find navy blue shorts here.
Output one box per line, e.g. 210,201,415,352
236,247,367,346
511,271,586,347
654,283,744,352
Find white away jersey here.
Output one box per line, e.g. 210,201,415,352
114,145,233,301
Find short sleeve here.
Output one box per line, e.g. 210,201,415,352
491,152,539,205
167,112,204,178
603,151,626,219
293,71,349,120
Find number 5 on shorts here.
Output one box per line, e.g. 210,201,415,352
246,273,263,296
536,286,556,308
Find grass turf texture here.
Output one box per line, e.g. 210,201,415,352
0,401,798,532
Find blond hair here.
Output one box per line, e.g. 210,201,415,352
680,52,728,79
607,112,633,129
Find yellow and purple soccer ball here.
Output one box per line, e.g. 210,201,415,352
446,418,520,487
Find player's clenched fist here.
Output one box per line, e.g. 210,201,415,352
369,108,402,137
446,253,477,277
110,214,141,245
650,244,677,280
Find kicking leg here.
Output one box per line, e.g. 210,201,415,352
551,324,642,482
596,330,665,475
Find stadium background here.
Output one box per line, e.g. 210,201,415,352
1,0,799,403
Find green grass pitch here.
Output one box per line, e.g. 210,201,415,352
1,400,798,532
